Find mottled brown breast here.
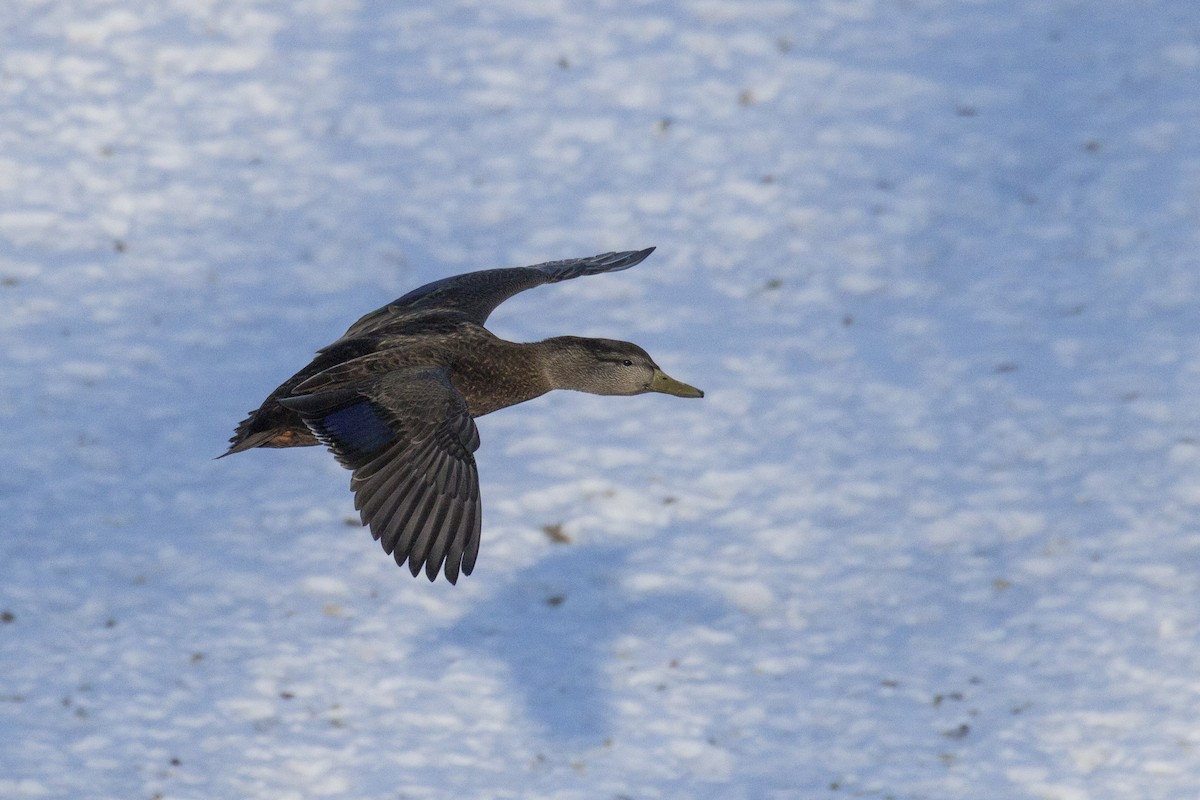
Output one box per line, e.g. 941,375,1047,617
447,336,549,417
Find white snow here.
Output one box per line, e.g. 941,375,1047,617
3,1,1200,798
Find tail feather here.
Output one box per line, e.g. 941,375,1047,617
220,400,317,457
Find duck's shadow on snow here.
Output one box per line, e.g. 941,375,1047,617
426,542,727,743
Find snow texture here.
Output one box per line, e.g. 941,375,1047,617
3,1,1200,798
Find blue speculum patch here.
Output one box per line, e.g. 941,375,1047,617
321,401,395,456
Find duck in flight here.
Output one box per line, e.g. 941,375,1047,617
222,248,703,583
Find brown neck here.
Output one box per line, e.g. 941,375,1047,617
451,340,552,417
534,336,597,393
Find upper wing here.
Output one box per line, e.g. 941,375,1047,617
279,366,482,583
341,248,655,338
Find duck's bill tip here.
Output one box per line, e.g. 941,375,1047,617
650,370,704,398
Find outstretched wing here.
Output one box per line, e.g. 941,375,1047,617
341,247,655,338
279,366,482,583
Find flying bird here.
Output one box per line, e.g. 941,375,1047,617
222,248,703,583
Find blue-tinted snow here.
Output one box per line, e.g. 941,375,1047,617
3,2,1200,798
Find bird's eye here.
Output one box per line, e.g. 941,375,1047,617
622,359,633,367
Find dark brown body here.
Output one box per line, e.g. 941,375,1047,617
226,320,550,455
221,249,702,583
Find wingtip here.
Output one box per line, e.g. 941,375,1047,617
609,246,655,271
630,245,656,262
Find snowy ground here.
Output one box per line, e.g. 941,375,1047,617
4,1,1200,798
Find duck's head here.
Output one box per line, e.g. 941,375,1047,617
541,336,704,398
